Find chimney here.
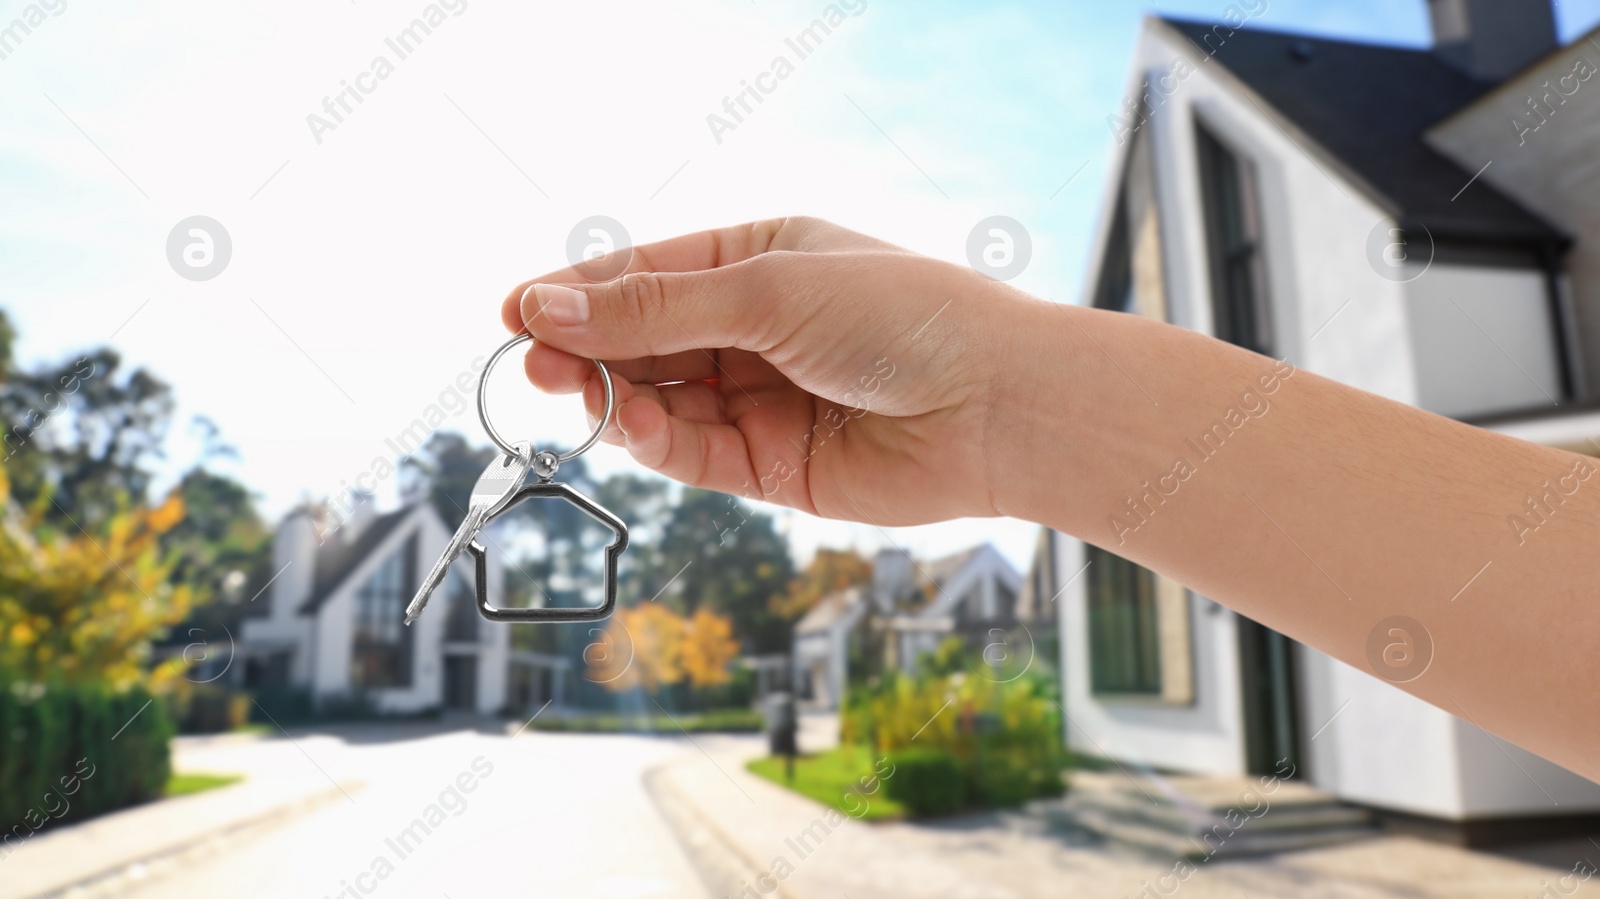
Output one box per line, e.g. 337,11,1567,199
1429,0,1557,81
270,506,318,619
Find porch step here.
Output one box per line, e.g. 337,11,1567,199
1028,770,1377,859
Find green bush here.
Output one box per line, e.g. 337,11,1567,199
841,665,1071,815
884,748,966,817
0,679,172,844
529,708,762,733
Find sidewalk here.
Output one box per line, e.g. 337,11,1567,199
0,734,358,899
649,738,1599,899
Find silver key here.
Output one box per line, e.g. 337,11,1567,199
404,442,532,625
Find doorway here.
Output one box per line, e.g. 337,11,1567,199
1237,616,1302,778
443,655,478,712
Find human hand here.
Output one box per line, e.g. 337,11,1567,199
501,217,1052,526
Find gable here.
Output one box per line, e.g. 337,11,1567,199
298,505,426,615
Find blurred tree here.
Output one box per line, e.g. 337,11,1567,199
0,311,176,530
0,466,194,689
161,468,269,601
770,548,872,621
681,607,740,687
657,489,794,653
590,603,683,693
594,473,670,600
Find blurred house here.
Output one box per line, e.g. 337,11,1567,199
1046,0,1600,838
792,545,1021,708
237,499,570,716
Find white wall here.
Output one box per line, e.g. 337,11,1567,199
793,630,839,708
1403,263,1562,418
1296,647,1466,817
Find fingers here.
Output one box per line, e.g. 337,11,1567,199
518,254,791,361
583,378,728,442
524,340,719,394
579,373,757,498
500,218,794,332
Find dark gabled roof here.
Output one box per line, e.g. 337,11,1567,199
1161,18,1567,248
298,506,417,615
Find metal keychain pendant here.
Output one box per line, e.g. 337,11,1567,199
404,332,627,625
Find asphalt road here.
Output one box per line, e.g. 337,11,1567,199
121,723,722,899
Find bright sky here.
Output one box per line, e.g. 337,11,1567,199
6,0,1600,574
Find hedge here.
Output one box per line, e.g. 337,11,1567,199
529,708,763,734
883,748,967,817
0,679,172,849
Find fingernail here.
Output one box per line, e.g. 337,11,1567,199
532,284,590,326
616,400,634,439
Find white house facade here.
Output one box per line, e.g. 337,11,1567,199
238,500,516,716
1048,0,1600,832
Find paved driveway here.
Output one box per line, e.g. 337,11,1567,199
120,723,718,898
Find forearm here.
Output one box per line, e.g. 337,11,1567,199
994,299,1600,779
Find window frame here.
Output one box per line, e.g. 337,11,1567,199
349,532,417,690
1194,120,1273,356
1085,543,1164,697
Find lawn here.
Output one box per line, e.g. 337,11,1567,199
746,745,906,822
165,772,244,798
529,708,762,734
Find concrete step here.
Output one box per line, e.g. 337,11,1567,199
1027,770,1378,859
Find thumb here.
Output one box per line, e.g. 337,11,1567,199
520,257,785,360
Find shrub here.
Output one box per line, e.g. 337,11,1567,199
529,708,762,733
841,665,1071,815
0,678,172,844
884,748,966,817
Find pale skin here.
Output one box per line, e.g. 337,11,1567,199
502,216,1600,782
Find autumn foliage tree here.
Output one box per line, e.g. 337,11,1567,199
681,607,741,688
0,467,193,689
587,604,740,693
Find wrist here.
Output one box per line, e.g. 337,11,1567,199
984,300,1161,534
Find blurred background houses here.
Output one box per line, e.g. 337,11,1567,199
792,545,1022,709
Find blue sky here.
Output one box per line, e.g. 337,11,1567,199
4,0,1600,571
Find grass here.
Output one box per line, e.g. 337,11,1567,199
746,745,906,822
164,772,244,798
529,708,763,734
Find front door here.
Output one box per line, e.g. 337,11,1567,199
1237,616,1302,778
443,655,478,712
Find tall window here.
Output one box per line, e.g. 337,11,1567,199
1086,544,1162,695
351,534,416,689
1196,123,1270,355
444,564,479,643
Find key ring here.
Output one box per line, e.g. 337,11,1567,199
477,332,613,479
406,330,628,627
